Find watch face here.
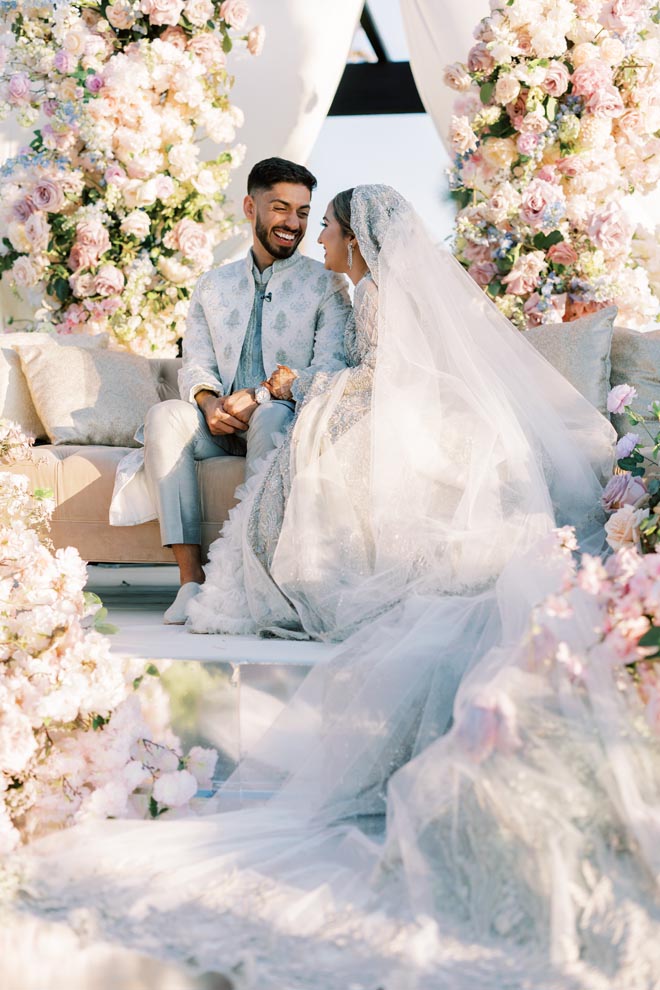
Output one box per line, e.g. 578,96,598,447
256,386,271,404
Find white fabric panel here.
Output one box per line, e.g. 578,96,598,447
401,0,489,152
216,0,364,258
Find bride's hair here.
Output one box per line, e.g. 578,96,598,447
332,189,355,238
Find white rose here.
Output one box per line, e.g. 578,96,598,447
7,221,30,253
494,74,520,105
120,210,151,241
152,769,198,807
183,0,214,26
122,179,158,209
12,255,40,287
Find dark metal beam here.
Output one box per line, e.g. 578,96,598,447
360,2,389,62
328,62,424,116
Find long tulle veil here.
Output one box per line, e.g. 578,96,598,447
17,187,618,987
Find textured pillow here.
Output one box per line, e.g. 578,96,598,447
0,332,108,441
610,326,660,438
17,345,160,446
525,306,616,416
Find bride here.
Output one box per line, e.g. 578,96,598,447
21,186,659,990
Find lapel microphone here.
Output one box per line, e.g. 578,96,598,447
263,292,272,302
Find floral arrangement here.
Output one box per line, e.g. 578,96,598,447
600,382,660,552
0,420,218,853
455,526,660,762
0,0,264,355
445,0,660,330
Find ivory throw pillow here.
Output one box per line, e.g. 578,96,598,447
524,306,616,417
17,345,160,446
610,326,660,438
0,332,108,441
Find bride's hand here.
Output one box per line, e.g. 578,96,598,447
266,364,297,401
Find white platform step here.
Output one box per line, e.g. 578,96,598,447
86,565,333,784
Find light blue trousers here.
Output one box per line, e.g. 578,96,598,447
143,398,294,547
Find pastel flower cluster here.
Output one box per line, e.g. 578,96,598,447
0,420,218,853
0,0,264,355
600,383,660,552
445,0,660,330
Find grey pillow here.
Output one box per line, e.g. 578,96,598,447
610,326,660,438
0,332,108,441
525,306,616,417
17,345,160,446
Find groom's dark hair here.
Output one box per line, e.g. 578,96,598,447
247,158,317,195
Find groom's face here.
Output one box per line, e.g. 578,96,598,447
244,182,311,266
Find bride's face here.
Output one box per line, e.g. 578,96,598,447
318,203,350,274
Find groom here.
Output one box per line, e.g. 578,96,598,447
144,157,351,624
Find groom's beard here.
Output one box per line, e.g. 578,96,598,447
255,215,302,260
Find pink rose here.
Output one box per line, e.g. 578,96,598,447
247,25,265,56
605,503,648,552
104,164,127,186
463,242,492,265
140,0,185,26
11,256,40,288
615,433,641,460
565,298,609,321
219,0,249,29
183,0,214,27
607,383,637,414
507,91,528,130
12,196,37,223
468,260,498,287
68,243,98,272
75,217,111,258
161,26,188,49
516,132,542,156
8,72,30,105
188,33,226,68
586,86,624,119
450,115,479,155
600,0,646,32
85,75,104,94
53,50,75,74
541,61,569,97
32,179,65,213
523,292,544,326
467,43,495,75
588,203,632,256
154,175,175,201
164,218,210,260
61,303,89,329
502,251,547,295
556,156,588,177
93,264,125,297
547,240,578,266
520,179,565,230
571,60,612,98
602,472,646,512
520,109,549,135
616,109,645,138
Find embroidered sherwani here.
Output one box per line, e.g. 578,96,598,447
179,251,350,405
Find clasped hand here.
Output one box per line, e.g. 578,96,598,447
198,390,256,435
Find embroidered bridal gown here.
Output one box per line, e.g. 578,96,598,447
18,189,660,990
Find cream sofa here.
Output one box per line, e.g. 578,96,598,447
3,353,245,564
2,308,660,566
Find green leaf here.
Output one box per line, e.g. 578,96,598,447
495,257,513,274
95,622,118,635
146,663,160,677
222,34,232,53
149,796,160,818
84,591,103,608
480,81,495,104
486,279,505,298
617,457,638,470
33,487,53,501
92,714,108,730
631,466,646,477
53,277,69,303
533,230,564,251
639,626,660,648
648,479,660,496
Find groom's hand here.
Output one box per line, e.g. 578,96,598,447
223,388,258,426
196,392,246,435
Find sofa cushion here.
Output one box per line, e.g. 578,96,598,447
0,331,108,441
17,345,161,447
525,306,616,416
610,326,660,437
153,358,181,402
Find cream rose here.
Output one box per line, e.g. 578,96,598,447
494,74,520,105
444,62,472,92
188,33,225,68
481,137,518,171
24,212,50,251
541,61,569,97
105,0,137,30
69,271,95,298
183,0,214,25
219,0,249,29
7,221,30,253
450,115,479,155
588,203,632,256
502,251,547,295
122,179,159,209
604,503,648,551
120,210,151,240
140,0,185,26
12,256,40,288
